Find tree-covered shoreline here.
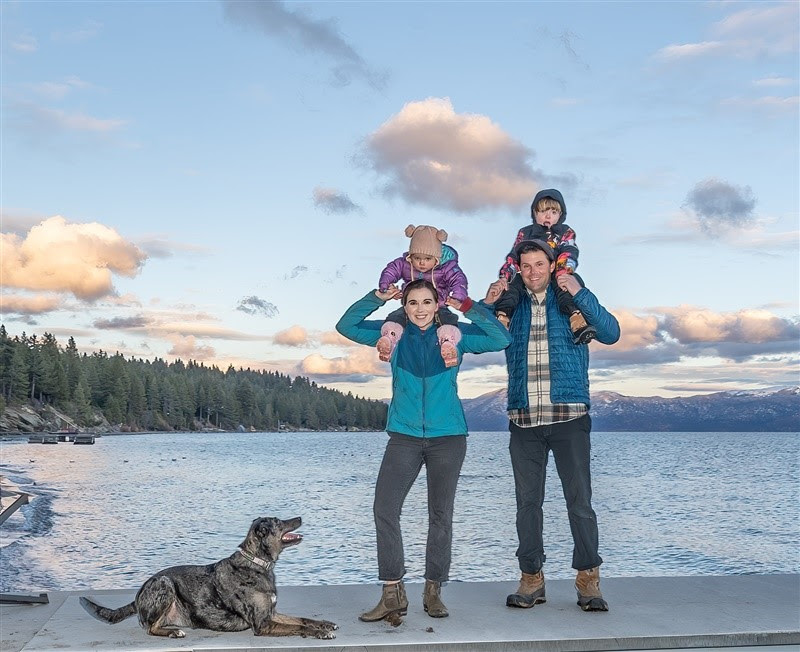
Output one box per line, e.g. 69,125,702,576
0,326,387,432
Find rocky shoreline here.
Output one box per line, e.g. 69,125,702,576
0,403,371,436
0,404,114,436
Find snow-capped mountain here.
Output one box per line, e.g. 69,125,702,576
462,386,800,432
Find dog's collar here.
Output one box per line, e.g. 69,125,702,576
237,548,274,569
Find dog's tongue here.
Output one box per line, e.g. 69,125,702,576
281,532,302,542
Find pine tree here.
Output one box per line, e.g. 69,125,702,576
64,337,81,400
72,379,93,425
0,325,13,398
9,344,29,401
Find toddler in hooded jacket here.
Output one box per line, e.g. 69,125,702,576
496,188,596,344
377,224,467,367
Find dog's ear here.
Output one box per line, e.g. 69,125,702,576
240,517,263,551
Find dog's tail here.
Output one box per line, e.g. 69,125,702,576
79,596,137,624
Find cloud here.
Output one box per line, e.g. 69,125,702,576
25,76,91,101
136,236,210,259
94,315,150,330
0,216,148,300
52,20,102,43
655,3,798,61
655,41,729,61
662,307,798,345
223,0,387,90
457,351,508,372
320,329,357,346
753,75,795,87
10,101,127,134
683,178,756,233
236,295,279,317
274,325,310,347
150,322,271,342
286,266,308,280
312,187,362,214
166,335,216,360
712,4,799,55
10,33,37,53
0,211,49,235
0,294,63,315
530,26,590,72
609,311,661,352
559,29,590,71
299,347,388,381
720,96,799,112
362,97,543,213
592,305,799,367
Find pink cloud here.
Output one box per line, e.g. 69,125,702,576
274,325,310,346
604,311,660,352
166,335,216,360
0,293,63,314
300,348,389,378
663,306,792,344
1,216,147,300
364,97,540,213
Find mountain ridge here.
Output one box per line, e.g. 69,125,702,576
461,386,799,432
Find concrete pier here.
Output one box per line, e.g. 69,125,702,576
2,575,798,651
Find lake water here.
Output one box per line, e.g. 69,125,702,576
0,430,798,592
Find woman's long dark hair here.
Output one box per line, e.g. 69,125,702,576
401,279,438,305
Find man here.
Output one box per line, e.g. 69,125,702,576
494,239,620,612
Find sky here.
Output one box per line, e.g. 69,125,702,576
1,0,798,402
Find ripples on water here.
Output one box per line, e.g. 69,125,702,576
0,430,797,592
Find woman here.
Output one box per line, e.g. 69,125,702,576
336,278,510,622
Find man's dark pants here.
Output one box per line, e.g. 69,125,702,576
509,414,602,574
373,432,467,582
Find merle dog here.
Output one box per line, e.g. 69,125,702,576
80,516,337,639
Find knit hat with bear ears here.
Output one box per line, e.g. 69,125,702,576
405,224,447,263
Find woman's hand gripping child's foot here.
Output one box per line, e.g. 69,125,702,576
376,285,402,361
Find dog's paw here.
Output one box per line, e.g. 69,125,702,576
319,620,338,631
168,629,186,638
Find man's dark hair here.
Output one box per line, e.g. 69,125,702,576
402,279,437,304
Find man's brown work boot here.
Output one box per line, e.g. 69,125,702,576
569,311,597,345
575,567,609,611
359,581,408,622
506,570,546,608
423,580,448,618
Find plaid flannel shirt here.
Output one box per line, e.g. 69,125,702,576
508,288,587,427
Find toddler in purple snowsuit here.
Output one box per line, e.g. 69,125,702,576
377,224,468,367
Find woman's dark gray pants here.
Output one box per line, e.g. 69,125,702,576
509,415,602,574
373,432,467,583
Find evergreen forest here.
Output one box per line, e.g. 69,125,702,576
0,326,387,432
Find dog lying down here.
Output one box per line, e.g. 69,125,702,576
80,516,338,639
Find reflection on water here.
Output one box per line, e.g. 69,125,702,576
0,430,798,591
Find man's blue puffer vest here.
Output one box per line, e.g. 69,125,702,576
505,284,620,410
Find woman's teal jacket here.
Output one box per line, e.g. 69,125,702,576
336,292,511,438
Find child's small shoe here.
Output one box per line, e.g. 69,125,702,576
437,325,461,368
377,323,404,362
569,311,596,345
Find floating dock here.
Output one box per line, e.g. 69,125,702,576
1,574,798,651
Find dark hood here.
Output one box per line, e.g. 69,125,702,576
530,188,567,224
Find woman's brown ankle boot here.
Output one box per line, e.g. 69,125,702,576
359,581,408,622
